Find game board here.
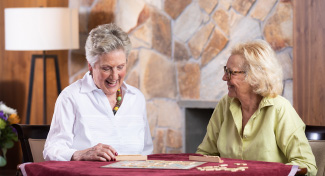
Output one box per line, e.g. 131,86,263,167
102,160,206,169
116,155,147,161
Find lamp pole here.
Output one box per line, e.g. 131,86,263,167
25,51,62,124
43,51,47,124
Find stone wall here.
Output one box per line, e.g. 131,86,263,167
69,0,293,154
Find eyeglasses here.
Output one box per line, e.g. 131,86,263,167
223,66,246,80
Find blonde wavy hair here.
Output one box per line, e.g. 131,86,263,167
231,40,283,97
85,23,131,67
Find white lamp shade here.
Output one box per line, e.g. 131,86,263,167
5,7,79,51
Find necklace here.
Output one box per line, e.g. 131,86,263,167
113,88,122,115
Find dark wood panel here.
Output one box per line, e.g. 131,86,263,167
0,0,69,170
293,0,325,126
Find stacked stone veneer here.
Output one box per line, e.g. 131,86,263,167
69,0,293,154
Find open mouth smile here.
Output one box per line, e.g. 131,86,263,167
227,83,234,88
106,80,118,87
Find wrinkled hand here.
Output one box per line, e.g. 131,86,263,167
71,143,118,161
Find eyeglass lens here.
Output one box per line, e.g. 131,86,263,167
224,66,231,80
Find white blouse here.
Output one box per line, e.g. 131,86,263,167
43,72,153,161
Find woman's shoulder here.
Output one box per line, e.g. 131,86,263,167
269,95,292,108
268,95,302,121
61,72,91,95
62,80,82,93
123,82,145,97
270,96,305,129
57,79,83,101
218,95,235,106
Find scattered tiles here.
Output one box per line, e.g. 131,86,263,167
196,163,249,172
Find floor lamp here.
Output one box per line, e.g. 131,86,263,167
4,8,79,124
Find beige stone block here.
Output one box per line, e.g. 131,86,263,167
146,101,158,137
177,63,200,99
164,0,191,19
174,40,190,61
229,9,243,28
219,0,233,10
70,52,87,76
263,2,293,51
174,3,203,42
283,79,293,105
202,12,210,23
133,6,171,57
230,16,261,41
139,49,177,99
154,99,182,130
137,5,151,27
198,0,219,14
202,29,228,66
151,10,172,58
129,35,150,49
188,22,214,59
251,0,276,21
88,0,116,31
115,0,145,32
125,69,139,89
166,129,182,148
132,22,152,46
153,128,166,154
167,149,182,154
212,9,229,35
144,0,163,10
277,50,293,80
232,0,256,15
200,58,228,100
126,50,139,75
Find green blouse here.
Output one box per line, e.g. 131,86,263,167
196,95,317,176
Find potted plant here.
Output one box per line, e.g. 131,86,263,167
0,102,20,167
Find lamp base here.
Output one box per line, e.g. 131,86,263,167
26,51,61,124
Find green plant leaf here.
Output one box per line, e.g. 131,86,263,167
3,140,14,149
13,136,18,141
0,156,6,167
2,148,7,159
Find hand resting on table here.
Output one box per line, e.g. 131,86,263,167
71,143,118,161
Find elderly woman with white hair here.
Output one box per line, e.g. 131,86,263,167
43,23,153,161
196,40,317,175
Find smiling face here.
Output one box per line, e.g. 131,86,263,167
89,49,127,96
222,54,252,99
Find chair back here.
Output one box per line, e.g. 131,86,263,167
309,140,325,176
306,125,325,140
306,125,325,176
12,124,50,163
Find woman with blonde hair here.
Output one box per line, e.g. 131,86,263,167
197,40,317,175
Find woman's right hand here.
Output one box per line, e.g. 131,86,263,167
71,143,118,161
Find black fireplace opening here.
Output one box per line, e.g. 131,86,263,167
185,108,214,153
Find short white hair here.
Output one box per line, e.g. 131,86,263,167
85,23,131,67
